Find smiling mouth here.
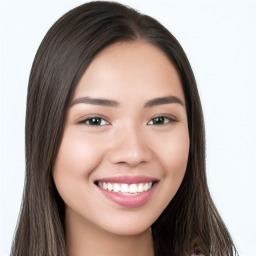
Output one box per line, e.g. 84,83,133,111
95,181,156,195
94,176,159,207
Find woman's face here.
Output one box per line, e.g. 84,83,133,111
53,41,189,236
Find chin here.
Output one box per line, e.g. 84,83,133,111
103,223,152,237
95,214,156,236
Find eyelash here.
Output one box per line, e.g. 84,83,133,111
78,115,177,126
78,117,110,126
147,116,177,125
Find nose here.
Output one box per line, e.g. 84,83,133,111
108,126,153,167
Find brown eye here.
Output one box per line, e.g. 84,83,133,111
147,116,176,125
80,117,109,126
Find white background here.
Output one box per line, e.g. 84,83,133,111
1,0,256,255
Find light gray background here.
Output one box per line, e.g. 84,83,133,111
1,0,256,255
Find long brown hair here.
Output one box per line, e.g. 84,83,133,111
11,1,237,256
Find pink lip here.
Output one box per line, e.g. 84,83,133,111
96,175,158,184
95,176,159,208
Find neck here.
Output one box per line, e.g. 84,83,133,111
65,208,154,256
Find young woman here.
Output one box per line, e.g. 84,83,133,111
11,1,237,256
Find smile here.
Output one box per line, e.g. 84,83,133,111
97,181,153,195
95,175,159,208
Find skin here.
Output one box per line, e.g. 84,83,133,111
53,41,190,256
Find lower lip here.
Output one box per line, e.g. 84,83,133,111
96,183,158,208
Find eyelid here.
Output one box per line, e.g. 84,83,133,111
77,114,111,126
147,114,178,125
75,113,178,126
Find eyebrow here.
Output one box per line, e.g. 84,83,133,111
144,96,184,108
70,97,119,107
70,96,184,108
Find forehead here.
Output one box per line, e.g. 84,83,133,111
73,41,184,103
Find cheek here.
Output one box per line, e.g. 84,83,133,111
155,126,190,175
54,130,104,176
52,129,105,201
165,135,189,175
153,126,189,198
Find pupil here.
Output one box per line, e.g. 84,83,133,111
90,118,101,125
153,117,164,124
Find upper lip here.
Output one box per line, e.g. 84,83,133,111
96,175,159,184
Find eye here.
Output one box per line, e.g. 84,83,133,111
147,116,176,125
79,117,110,126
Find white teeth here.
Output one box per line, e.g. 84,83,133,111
129,184,138,193
103,182,108,190
137,183,144,192
144,183,149,191
98,181,154,194
113,183,120,192
144,182,153,191
120,184,129,193
107,183,113,191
